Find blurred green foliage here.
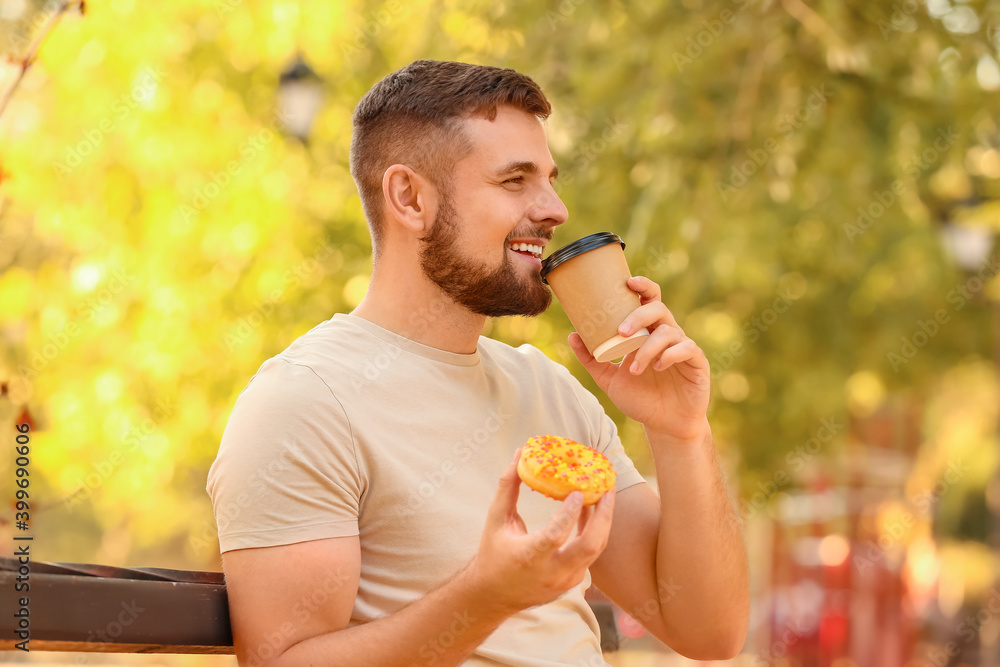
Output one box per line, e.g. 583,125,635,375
1,0,999,567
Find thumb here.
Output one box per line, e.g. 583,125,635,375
487,447,523,525
568,333,610,385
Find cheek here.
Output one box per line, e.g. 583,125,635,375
456,190,522,248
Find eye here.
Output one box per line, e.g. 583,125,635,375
502,176,524,185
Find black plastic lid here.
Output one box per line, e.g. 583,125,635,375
540,232,625,284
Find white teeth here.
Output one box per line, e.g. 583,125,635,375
509,242,543,257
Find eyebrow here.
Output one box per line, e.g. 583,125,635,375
494,160,559,180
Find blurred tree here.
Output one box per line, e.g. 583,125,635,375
0,0,998,567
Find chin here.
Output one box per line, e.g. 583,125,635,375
473,289,551,318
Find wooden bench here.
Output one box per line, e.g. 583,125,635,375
0,557,619,654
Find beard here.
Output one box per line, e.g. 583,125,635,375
418,194,552,318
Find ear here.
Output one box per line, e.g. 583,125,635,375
382,164,438,235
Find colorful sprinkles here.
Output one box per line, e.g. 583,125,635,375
518,434,617,501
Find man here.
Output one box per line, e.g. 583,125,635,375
207,60,749,666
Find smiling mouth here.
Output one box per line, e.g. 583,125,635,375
507,242,544,260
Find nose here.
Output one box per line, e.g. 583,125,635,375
530,180,569,229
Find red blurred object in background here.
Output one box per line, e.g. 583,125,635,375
617,612,648,640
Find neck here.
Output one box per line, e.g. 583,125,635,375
351,256,486,355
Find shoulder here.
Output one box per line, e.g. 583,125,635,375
262,315,391,398
220,356,353,465
478,337,588,393
280,315,372,368
478,336,558,371
209,356,360,499
221,320,364,451
235,356,336,409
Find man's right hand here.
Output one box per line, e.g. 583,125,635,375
465,448,617,613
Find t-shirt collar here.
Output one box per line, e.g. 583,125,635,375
333,313,482,367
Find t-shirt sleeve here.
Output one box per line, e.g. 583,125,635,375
554,362,647,493
206,358,363,553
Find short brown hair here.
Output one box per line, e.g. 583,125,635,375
349,60,551,254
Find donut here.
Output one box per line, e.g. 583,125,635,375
517,435,616,505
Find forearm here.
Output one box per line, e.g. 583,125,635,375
273,564,510,667
647,420,749,647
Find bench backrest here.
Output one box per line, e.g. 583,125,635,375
0,557,619,654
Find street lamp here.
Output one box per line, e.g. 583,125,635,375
277,53,324,143
941,221,994,272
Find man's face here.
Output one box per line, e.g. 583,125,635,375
418,106,569,318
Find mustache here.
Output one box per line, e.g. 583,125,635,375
505,229,554,243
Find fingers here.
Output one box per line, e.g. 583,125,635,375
628,324,686,374
577,502,592,535
623,275,695,337
528,491,585,557
651,338,709,373
488,448,523,525
568,332,610,380
511,447,522,466
626,275,662,304
619,298,678,336
567,332,594,365
558,488,616,567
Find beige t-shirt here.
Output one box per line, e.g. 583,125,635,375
207,313,647,666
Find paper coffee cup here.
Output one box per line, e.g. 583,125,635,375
541,232,650,363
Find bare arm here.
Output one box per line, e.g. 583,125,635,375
647,422,748,645
568,275,751,658
223,449,616,667
224,537,510,667
589,422,748,659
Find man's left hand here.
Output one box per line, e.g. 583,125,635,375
568,275,710,442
